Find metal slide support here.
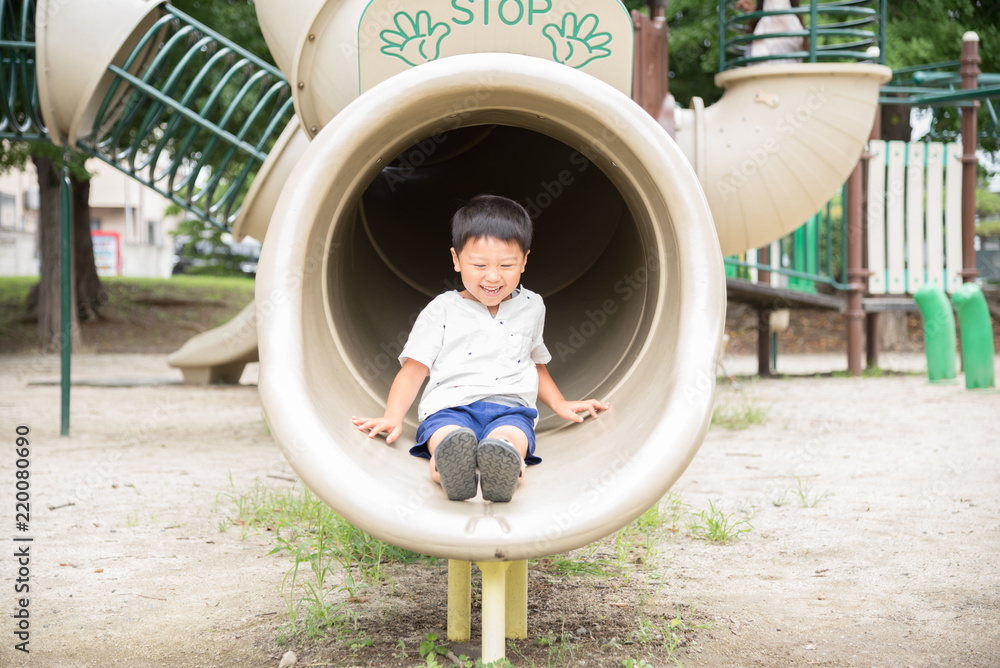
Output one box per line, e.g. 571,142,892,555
447,560,471,643
449,559,529,653
476,561,511,663
505,560,528,640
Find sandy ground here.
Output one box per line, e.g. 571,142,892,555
0,352,997,667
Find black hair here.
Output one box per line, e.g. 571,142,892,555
451,195,533,254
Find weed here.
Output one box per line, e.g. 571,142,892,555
660,492,688,533
534,551,614,578
794,477,830,508
622,659,654,668
418,633,449,667
345,630,373,654
711,397,768,430
126,512,139,528
688,500,753,544
530,614,577,665
738,497,757,520
219,479,428,638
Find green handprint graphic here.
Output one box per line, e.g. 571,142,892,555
543,13,612,69
380,11,451,67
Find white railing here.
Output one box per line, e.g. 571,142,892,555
866,140,964,295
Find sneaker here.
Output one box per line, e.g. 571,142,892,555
477,438,522,503
434,428,479,501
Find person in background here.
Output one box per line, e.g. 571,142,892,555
736,0,807,65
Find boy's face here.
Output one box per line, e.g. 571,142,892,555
451,236,528,311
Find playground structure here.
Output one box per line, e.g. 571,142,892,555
1,0,909,660
720,22,999,380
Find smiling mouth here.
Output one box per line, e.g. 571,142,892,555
481,285,502,297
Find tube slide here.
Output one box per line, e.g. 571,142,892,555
674,63,891,256
256,53,725,562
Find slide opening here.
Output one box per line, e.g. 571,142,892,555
321,123,668,431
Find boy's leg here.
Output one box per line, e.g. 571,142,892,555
478,425,530,503
484,426,529,478
427,425,464,484
428,425,479,501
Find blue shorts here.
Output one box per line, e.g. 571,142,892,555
410,401,541,465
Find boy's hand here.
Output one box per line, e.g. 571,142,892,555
351,416,403,444
552,399,610,423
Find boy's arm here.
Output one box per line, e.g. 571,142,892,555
351,358,428,443
536,364,610,423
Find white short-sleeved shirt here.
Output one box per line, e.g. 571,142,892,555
399,287,552,421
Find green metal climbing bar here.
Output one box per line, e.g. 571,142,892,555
881,60,1000,141
0,0,46,140
719,0,885,71
83,4,294,229
0,0,295,231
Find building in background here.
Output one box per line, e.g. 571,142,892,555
0,158,180,277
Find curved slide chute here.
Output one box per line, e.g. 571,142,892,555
256,53,725,561
674,63,891,256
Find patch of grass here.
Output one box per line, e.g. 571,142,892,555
529,615,577,666
794,477,830,508
219,478,429,638
103,275,254,301
627,603,710,667
831,366,888,378
687,500,753,544
534,551,615,578
710,397,768,430
0,276,35,308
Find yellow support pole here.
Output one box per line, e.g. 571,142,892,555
476,561,511,663
447,560,471,642
505,559,528,639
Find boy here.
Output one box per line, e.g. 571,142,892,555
351,195,609,502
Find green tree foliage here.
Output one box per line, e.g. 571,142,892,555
663,0,724,108
884,0,998,73
662,0,998,101
170,0,274,65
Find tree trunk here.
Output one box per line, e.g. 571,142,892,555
881,102,912,142
71,174,108,322
32,153,81,353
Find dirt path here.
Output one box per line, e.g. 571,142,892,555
0,353,997,667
